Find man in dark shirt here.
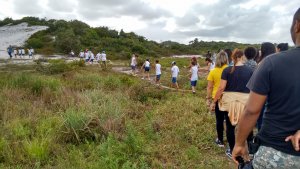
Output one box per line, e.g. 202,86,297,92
232,8,300,168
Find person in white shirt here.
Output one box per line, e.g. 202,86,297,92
28,49,32,59
205,58,215,72
155,60,162,85
21,48,25,58
96,52,101,62
171,61,180,89
69,50,75,57
14,49,17,58
141,58,151,80
190,61,199,94
89,52,95,64
101,51,107,69
85,50,90,63
79,50,85,59
18,48,22,58
130,54,138,75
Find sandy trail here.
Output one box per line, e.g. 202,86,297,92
112,66,209,93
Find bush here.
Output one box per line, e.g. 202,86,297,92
23,138,50,162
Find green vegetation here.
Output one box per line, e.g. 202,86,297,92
1,17,260,59
0,61,234,168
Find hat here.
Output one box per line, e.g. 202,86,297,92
172,61,176,65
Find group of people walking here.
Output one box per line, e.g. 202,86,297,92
130,54,199,93
78,49,107,68
205,8,300,169
7,45,35,59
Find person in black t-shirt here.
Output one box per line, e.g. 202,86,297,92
213,49,253,159
233,8,300,168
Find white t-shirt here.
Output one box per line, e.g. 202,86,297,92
18,49,22,54
96,53,101,61
190,66,198,81
85,52,89,60
209,62,215,71
28,49,32,55
131,57,136,66
145,61,150,68
30,48,34,54
14,50,17,54
21,49,25,54
79,52,84,58
156,64,161,75
90,53,95,60
101,53,107,61
171,65,179,77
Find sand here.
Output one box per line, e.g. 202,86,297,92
0,22,48,59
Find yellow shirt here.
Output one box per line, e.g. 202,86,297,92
207,65,228,99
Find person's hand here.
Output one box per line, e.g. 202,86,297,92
285,130,300,151
232,143,249,164
210,102,216,112
206,99,211,107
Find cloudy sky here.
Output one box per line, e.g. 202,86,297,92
0,0,298,45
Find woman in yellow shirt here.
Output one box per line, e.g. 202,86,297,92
206,51,229,147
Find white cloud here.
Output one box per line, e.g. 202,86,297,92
0,0,298,45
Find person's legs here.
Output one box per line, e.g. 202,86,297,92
225,112,235,152
253,146,300,169
215,102,225,144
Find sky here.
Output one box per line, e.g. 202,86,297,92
0,0,298,45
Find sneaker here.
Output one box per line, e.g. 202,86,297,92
225,149,232,159
215,138,225,147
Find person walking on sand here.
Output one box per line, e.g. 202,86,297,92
18,48,22,58
155,60,162,86
21,48,25,58
28,48,32,59
79,50,84,59
100,51,107,69
96,52,101,62
85,50,90,63
7,45,13,59
171,61,179,89
89,52,95,64
190,61,199,94
30,47,34,58
14,48,17,58
131,54,138,76
141,58,151,80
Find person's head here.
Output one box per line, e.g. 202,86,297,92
146,58,149,62
191,56,197,62
172,61,176,65
224,49,232,63
205,58,212,63
191,61,196,66
102,51,105,54
215,51,228,68
259,42,276,63
244,47,257,60
291,8,300,45
230,49,244,73
276,43,289,52
156,60,159,63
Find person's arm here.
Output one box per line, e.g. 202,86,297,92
285,130,300,152
141,63,145,70
206,81,213,107
213,80,227,103
232,91,267,163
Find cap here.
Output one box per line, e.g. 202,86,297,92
172,61,176,65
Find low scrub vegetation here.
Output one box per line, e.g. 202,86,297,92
0,62,233,168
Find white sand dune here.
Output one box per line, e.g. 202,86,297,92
0,23,48,59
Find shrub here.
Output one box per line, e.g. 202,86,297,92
23,138,50,162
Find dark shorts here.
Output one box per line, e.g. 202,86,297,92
172,77,177,83
85,59,89,62
145,67,150,72
131,65,136,70
156,74,161,80
90,59,94,62
191,80,197,87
